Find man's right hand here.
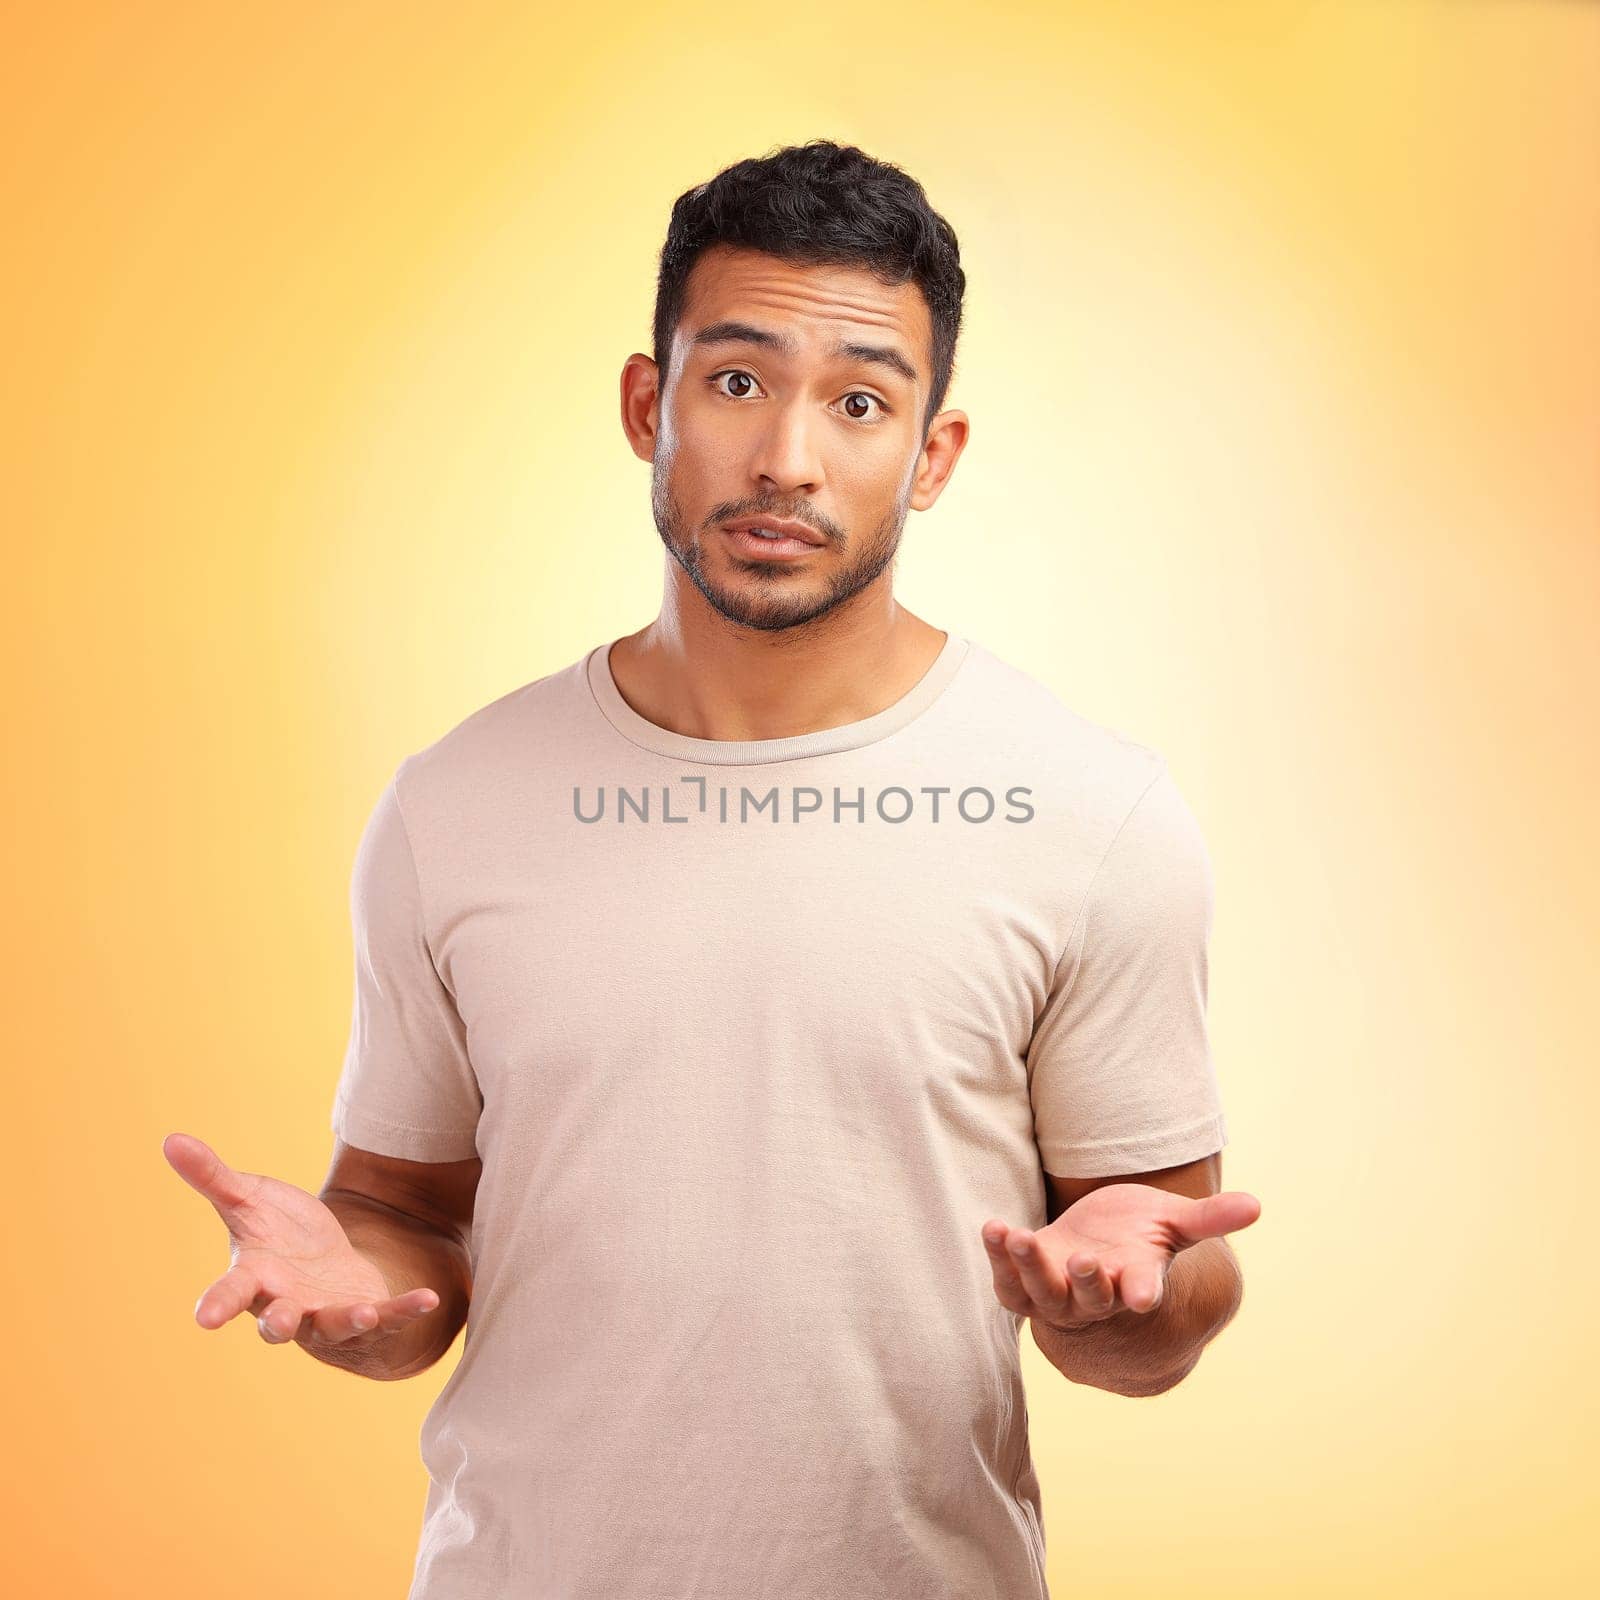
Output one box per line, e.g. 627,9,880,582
163,1131,442,1351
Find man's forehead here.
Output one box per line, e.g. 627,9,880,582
681,250,928,380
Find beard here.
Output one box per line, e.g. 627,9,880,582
650,463,910,635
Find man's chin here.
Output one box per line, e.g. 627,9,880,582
696,574,840,633
709,595,830,633
663,534,863,631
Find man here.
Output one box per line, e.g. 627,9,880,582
165,138,1260,1599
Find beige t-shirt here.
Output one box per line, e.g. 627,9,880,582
332,629,1228,1600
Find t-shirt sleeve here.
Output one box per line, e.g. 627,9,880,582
330,771,483,1162
1026,761,1229,1178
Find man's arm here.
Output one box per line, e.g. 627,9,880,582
1028,1153,1244,1397
313,1141,481,1381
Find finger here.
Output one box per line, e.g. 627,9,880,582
1172,1191,1262,1247
163,1132,256,1221
258,1297,304,1344
307,1289,440,1345
1065,1252,1115,1318
377,1287,442,1324
195,1264,262,1330
305,1300,383,1344
1118,1263,1165,1315
980,1221,1034,1316
1005,1229,1073,1322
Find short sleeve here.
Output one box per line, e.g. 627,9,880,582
1026,762,1229,1178
330,771,483,1161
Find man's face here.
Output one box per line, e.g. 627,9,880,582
648,245,935,633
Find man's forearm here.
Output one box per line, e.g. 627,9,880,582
315,1192,473,1381
1030,1236,1242,1396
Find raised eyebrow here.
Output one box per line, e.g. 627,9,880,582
690,320,918,388
691,319,795,357
830,339,918,388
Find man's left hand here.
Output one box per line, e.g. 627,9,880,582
981,1184,1261,1330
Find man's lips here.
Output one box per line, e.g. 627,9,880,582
721,515,826,546
722,524,821,559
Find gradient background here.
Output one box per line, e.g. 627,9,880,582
5,1,1595,1595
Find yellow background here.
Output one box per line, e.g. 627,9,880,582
5,1,1595,1594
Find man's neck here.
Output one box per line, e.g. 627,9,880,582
607,604,948,745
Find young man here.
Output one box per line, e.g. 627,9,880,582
167,139,1260,1599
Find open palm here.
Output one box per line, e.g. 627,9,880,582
163,1131,440,1348
982,1181,1260,1328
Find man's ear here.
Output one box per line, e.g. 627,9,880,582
620,352,662,464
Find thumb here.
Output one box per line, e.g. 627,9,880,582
163,1132,256,1221
1172,1190,1262,1247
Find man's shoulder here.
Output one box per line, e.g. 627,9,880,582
959,638,1168,797
390,644,597,810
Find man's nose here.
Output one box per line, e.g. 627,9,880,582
746,399,825,495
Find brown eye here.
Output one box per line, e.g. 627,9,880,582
713,370,758,398
842,392,884,421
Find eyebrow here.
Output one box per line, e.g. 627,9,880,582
689,318,920,388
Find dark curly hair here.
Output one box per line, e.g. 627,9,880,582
652,140,967,439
